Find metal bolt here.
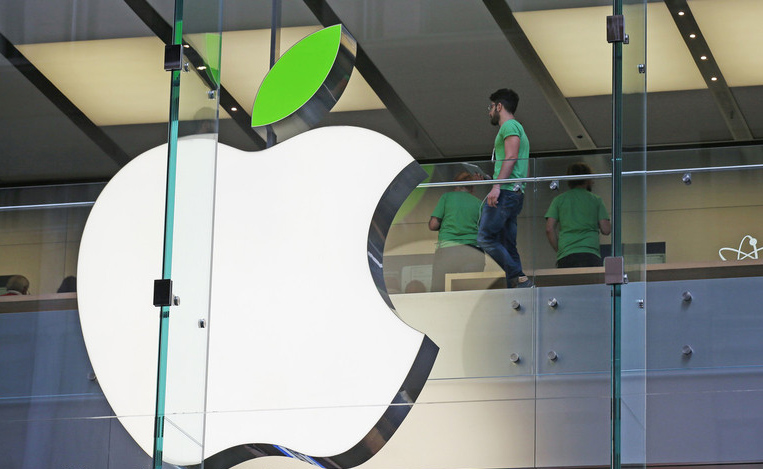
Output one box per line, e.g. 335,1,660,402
511,300,521,310
682,345,693,356
173,295,181,306
207,90,216,99
509,353,521,363
682,173,692,185
549,180,559,191
547,350,559,361
548,298,558,308
182,62,190,72
87,371,97,381
198,319,207,328
638,299,645,309
681,291,692,302
638,63,646,74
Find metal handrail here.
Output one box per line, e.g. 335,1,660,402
1,163,762,210
0,201,95,212
417,163,763,188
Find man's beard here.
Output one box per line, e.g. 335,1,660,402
490,114,499,126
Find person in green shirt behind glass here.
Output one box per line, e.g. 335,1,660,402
428,171,486,292
477,88,532,288
545,163,611,268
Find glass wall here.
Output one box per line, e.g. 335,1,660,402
2,1,763,469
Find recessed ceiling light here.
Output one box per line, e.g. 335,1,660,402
678,11,685,16
231,107,238,111
700,55,708,60
15,30,382,126
689,33,696,39
710,76,718,81
183,44,190,48
197,65,207,70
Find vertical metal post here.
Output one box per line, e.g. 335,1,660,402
266,0,282,148
153,0,183,467
610,1,623,469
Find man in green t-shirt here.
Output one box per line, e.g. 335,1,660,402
545,163,611,268
429,171,485,292
477,88,532,288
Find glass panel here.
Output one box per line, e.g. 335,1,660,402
642,0,763,464
386,160,535,382
1,0,191,466
645,146,763,269
619,1,647,469
0,308,153,467
157,0,222,467
531,154,613,468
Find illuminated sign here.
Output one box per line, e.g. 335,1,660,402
77,25,437,469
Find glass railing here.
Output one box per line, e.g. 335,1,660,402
386,156,616,294
2,145,763,468
386,147,763,295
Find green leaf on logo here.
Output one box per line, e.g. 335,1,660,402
251,24,356,129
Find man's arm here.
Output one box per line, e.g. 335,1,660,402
545,217,559,251
486,135,520,207
599,219,611,235
429,217,441,231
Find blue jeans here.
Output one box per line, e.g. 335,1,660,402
478,189,525,283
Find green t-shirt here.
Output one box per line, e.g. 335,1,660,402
431,191,483,248
493,119,530,191
545,187,609,261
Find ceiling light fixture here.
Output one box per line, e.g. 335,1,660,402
231,107,238,111
711,77,718,81
678,11,685,16
689,33,696,39
197,65,207,70
700,55,708,60
183,44,190,48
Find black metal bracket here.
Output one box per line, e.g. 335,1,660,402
606,15,628,44
153,279,173,307
164,44,183,71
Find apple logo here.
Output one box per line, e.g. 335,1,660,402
77,25,438,468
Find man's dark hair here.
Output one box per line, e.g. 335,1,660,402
567,162,593,189
490,88,519,114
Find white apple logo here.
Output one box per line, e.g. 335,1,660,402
77,126,438,468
